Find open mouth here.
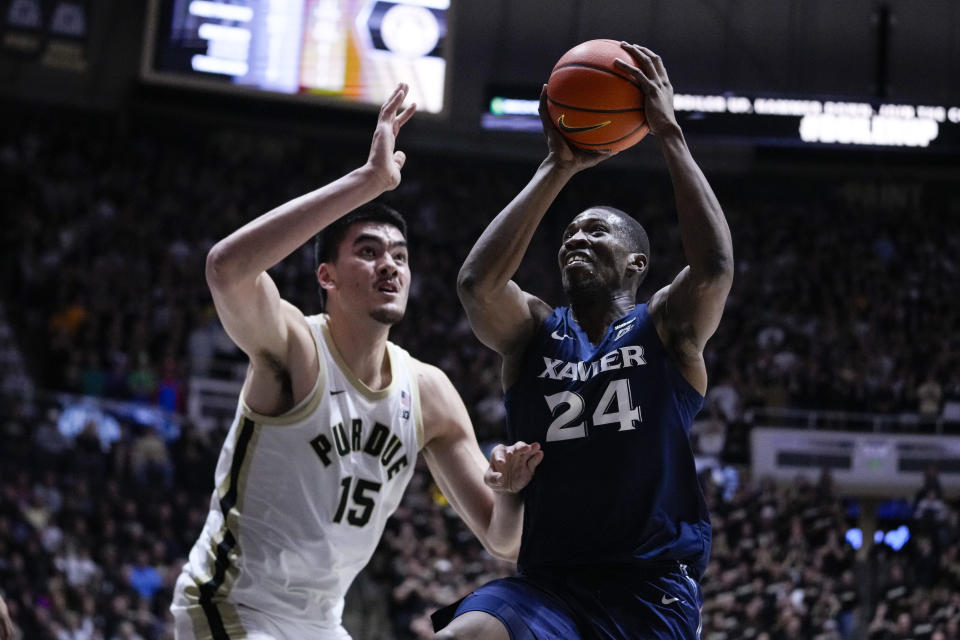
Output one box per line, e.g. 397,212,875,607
377,281,400,294
564,252,592,267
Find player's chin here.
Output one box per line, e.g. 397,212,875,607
369,303,405,325
561,270,601,294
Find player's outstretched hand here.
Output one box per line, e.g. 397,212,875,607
366,83,417,192
614,43,678,136
484,441,544,494
539,86,615,173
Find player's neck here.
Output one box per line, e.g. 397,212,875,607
325,311,393,390
569,291,636,345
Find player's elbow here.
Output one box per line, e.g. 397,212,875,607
205,242,241,292
483,538,519,563
456,267,486,303
696,251,734,286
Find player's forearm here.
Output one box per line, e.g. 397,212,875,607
657,126,734,279
206,165,386,289
457,159,574,301
483,492,525,562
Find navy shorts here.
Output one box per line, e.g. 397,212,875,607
431,563,702,640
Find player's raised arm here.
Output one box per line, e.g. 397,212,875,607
204,84,415,412
457,88,613,378
615,44,733,393
415,362,542,561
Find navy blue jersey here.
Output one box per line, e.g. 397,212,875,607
505,304,711,578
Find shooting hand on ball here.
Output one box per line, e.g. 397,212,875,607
614,43,679,137
539,85,614,173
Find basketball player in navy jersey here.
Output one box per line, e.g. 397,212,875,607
433,43,733,639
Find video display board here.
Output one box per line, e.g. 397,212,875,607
142,0,450,113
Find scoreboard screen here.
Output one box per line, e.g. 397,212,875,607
142,0,451,114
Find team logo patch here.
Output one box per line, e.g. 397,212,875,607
613,317,636,341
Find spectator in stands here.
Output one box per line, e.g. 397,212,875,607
129,428,173,488
917,373,944,420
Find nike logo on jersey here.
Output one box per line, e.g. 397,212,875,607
538,346,646,382
613,318,636,331
550,329,572,341
556,114,612,133
661,595,680,605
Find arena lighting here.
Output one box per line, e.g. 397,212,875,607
870,525,911,551
483,93,960,150
845,528,863,550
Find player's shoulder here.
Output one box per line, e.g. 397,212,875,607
406,356,450,392
407,358,465,413
645,284,669,320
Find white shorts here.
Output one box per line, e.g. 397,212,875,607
172,573,352,640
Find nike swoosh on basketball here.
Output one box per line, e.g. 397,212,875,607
330,389,345,395
550,330,572,341
556,114,612,133
661,595,680,605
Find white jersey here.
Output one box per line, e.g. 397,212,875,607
173,314,423,638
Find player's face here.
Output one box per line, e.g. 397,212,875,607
323,222,410,325
558,209,633,294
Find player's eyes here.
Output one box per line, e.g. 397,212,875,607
359,247,376,257
394,253,408,264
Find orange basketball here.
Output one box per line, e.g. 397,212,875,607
546,39,649,153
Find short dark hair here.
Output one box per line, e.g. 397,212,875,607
588,205,651,290
314,202,408,267
592,205,650,259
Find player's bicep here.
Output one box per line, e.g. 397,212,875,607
208,269,294,360
460,280,551,358
651,265,731,353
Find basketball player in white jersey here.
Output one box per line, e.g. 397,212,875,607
171,84,544,640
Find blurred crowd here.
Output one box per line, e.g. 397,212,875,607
3,109,960,440
2,106,960,639
4,409,960,639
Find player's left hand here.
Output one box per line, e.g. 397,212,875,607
484,441,544,494
539,86,615,173
614,43,679,136
366,83,417,192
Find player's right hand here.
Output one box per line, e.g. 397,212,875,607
366,83,417,192
484,441,544,494
539,85,615,173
